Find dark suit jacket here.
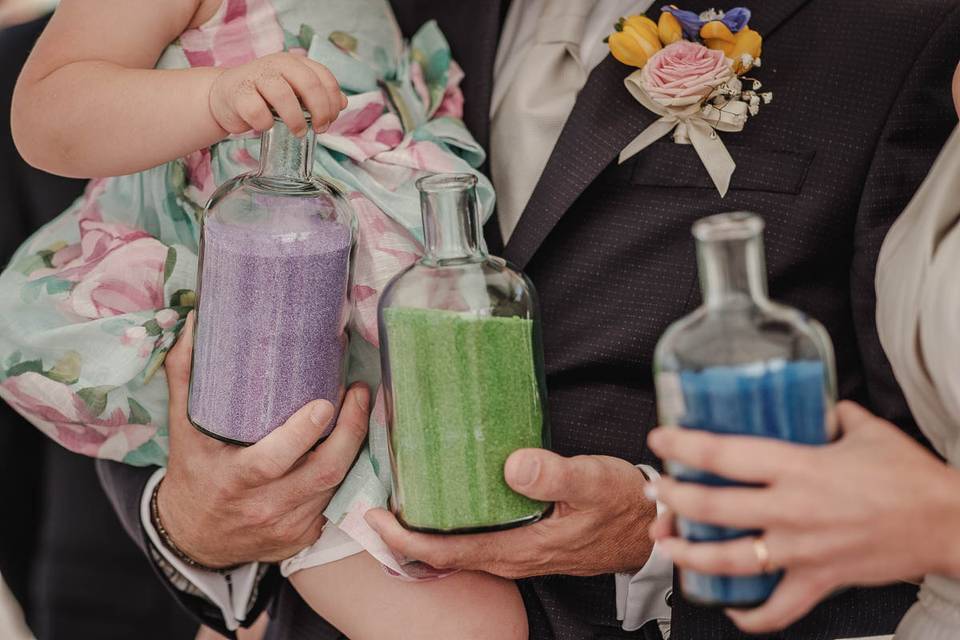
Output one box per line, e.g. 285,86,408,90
98,0,960,638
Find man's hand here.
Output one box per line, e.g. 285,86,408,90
157,314,369,568
365,450,657,579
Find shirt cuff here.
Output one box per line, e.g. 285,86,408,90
140,468,262,632
615,464,673,634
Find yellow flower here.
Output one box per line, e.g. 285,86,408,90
729,27,763,73
608,15,662,68
700,20,736,55
657,11,683,45
701,22,764,74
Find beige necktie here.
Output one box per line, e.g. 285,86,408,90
491,0,591,242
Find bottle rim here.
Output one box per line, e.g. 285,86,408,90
693,212,765,242
416,173,478,193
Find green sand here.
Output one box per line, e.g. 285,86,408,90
384,307,548,531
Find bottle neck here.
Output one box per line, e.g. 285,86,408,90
418,174,485,264
694,213,769,308
258,120,314,181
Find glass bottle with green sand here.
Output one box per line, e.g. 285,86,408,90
378,173,551,533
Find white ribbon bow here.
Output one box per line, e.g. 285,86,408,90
618,69,748,197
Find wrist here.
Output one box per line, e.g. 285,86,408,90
203,67,230,139
154,476,237,571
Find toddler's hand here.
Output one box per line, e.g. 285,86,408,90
210,53,348,137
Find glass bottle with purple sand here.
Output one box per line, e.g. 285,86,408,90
188,116,355,445
653,212,837,608
378,173,551,534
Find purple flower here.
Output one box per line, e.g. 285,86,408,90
661,6,753,41
721,8,752,33
661,6,705,40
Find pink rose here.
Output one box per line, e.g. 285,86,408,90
641,41,734,108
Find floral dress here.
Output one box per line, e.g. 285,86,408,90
0,0,494,577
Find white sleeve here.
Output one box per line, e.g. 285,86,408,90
140,469,260,632
615,464,673,635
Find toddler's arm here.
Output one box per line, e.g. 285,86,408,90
12,0,345,178
290,551,528,640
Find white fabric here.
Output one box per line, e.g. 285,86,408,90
616,465,673,635
490,0,592,241
140,468,363,629
140,469,260,632
490,0,649,241
875,125,960,639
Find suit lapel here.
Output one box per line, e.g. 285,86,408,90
502,0,812,269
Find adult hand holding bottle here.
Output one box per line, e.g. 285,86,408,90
365,450,659,578
645,401,960,634
155,314,370,568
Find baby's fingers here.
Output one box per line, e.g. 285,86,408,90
233,88,275,133
257,74,308,136
280,59,333,133
298,58,347,130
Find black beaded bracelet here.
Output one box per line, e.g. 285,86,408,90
149,478,241,575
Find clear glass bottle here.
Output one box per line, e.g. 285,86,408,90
654,212,837,608
188,116,355,445
378,173,551,533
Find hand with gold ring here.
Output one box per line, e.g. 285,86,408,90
644,401,960,634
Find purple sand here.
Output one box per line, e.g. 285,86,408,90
189,214,351,444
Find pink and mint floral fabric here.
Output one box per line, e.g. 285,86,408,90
0,0,493,573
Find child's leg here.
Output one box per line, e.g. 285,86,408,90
289,552,528,640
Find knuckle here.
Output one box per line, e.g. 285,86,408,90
236,77,258,96
242,502,273,529
429,549,457,569
267,520,289,545
213,475,241,502
300,72,324,91
314,462,346,489
248,457,282,484
236,101,262,122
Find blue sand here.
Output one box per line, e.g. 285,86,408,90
672,360,827,607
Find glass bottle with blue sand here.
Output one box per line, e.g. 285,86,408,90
653,212,837,608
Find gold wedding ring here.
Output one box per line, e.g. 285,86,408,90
753,537,775,574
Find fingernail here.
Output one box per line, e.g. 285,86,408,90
509,455,540,488
644,481,660,502
310,401,330,426
340,92,348,108
316,123,329,134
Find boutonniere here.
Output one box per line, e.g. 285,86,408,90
607,7,772,196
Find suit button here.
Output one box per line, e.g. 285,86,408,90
665,589,673,607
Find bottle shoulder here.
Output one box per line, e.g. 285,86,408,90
202,173,356,235
655,300,835,372
379,255,538,318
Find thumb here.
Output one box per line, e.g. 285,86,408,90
240,399,335,483
504,449,609,506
